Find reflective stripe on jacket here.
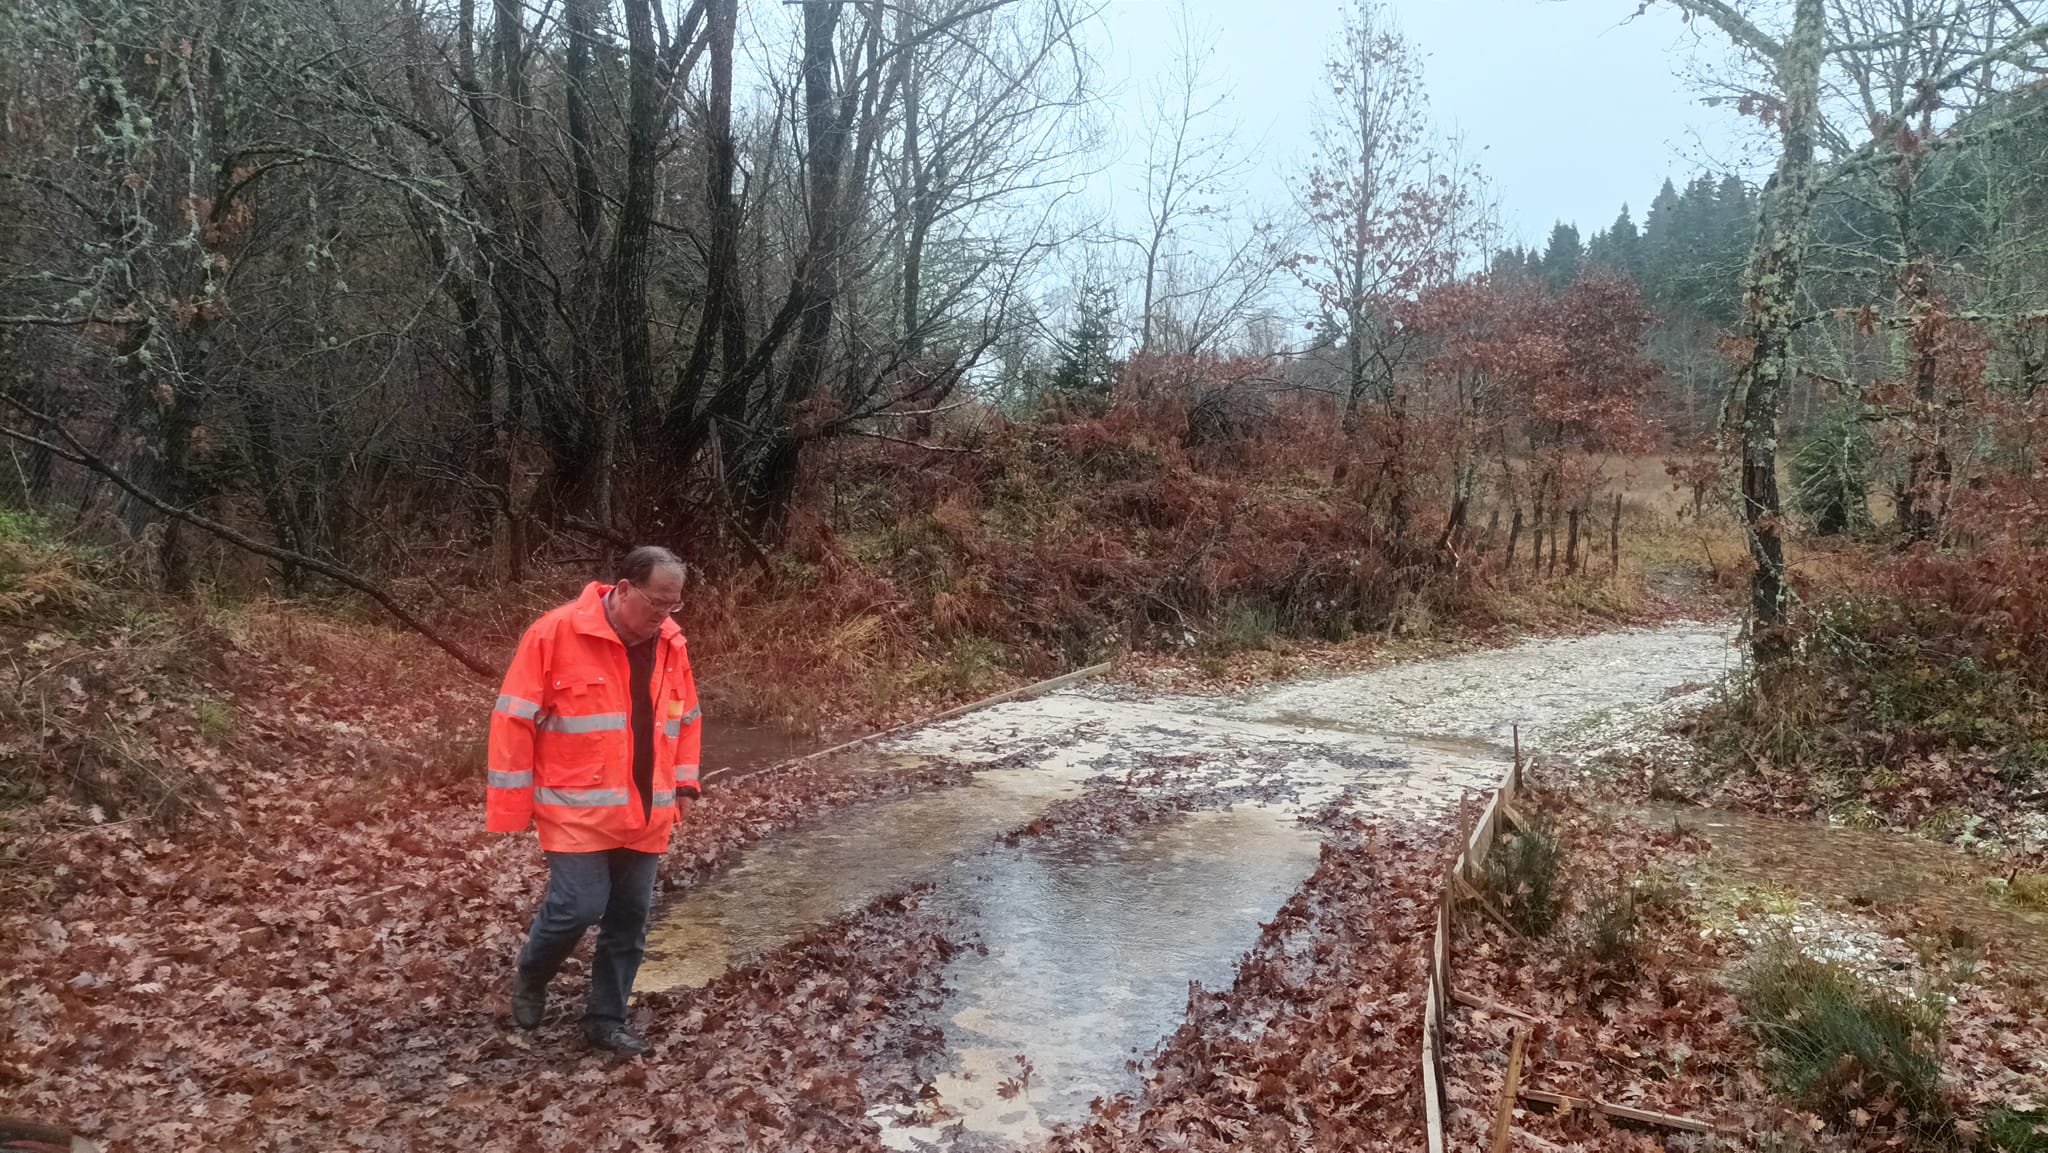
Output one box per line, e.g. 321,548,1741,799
485,582,704,852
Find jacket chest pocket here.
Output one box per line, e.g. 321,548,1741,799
537,676,628,773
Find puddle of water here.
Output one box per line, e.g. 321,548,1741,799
639,763,1091,990
873,806,1324,1146
1649,804,2048,979
699,721,851,782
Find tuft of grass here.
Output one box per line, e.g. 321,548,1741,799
1571,881,1641,985
1629,867,1691,920
1209,601,1280,655
935,634,1006,696
1484,815,1567,937
2000,873,2048,912
0,513,91,620
1739,935,1949,1134
194,697,233,743
1986,1108,2048,1153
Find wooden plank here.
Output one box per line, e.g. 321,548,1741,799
1432,920,1451,1010
1454,871,1527,940
0,1116,98,1152
1422,992,1447,1153
1489,1028,1529,1153
1519,1090,1739,1136
1452,989,1541,1025
1436,887,1454,1005
1428,744,1537,1153
1462,793,1503,881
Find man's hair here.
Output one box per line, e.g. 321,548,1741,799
617,545,686,586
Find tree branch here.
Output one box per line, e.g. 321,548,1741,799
1648,0,1783,60
0,398,498,681
1819,18,2048,190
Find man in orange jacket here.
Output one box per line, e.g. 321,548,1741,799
486,546,702,1056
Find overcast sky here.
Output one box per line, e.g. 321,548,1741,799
1090,0,1763,246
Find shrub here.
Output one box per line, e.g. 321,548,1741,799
0,511,91,620
1572,882,1640,983
1210,601,1280,655
1790,411,1876,536
1484,815,1566,937
1740,936,1949,1133
1693,564,2048,832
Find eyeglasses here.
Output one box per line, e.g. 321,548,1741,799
623,582,684,616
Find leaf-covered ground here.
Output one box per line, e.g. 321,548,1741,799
0,620,988,1150
1441,778,2048,1152
1441,791,1757,1150
0,540,1731,1151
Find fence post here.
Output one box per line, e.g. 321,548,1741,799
1610,492,1623,578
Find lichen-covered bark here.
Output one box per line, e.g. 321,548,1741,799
1731,0,1826,663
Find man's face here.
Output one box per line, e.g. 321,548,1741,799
615,564,686,640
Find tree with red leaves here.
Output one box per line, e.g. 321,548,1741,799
1404,272,1657,570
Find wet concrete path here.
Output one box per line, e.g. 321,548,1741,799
640,622,1738,1146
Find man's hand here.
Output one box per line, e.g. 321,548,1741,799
677,796,696,819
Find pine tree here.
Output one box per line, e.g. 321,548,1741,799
1491,246,1537,285
1540,222,1583,291
1586,205,1643,281
1641,179,1683,304
1051,284,1121,401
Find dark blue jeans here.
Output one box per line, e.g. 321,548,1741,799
516,848,660,1031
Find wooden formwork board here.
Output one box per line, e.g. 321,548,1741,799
1520,1090,1742,1137
1422,990,1446,1153
1432,887,1453,1013
1420,730,1523,1153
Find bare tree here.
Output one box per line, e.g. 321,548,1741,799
1124,3,1288,357
1296,0,1473,427
0,0,1113,590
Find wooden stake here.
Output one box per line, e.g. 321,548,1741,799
1512,725,1525,795
1610,492,1622,578
1422,987,1447,1153
1519,1090,1740,1136
1452,989,1541,1025
1454,873,1525,939
1489,1027,1528,1153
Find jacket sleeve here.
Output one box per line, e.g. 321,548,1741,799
485,621,549,833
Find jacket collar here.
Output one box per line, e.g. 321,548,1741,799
567,581,683,644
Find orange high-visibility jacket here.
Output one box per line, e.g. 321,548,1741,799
485,582,703,853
